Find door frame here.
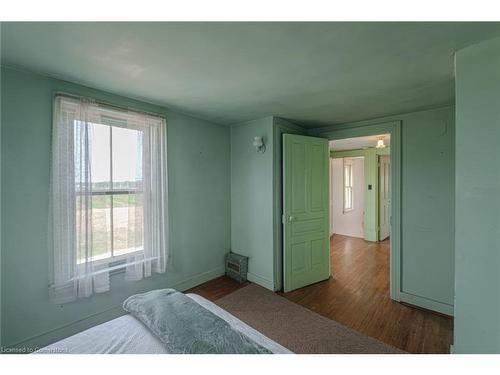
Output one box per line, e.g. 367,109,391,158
314,120,402,301
272,118,307,292
377,154,391,242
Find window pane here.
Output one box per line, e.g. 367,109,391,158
344,187,352,210
112,127,143,190
344,163,353,188
90,123,111,191
76,194,112,263
113,193,144,257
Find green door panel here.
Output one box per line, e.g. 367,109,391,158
283,134,330,292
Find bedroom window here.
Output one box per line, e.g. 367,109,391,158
49,95,169,304
343,159,354,212
76,123,145,264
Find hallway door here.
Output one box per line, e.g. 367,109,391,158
378,155,391,241
283,134,330,292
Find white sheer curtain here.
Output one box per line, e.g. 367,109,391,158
49,95,168,304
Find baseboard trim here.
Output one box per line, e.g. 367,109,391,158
399,291,454,316
172,266,226,292
334,232,365,240
247,272,275,291
7,266,226,349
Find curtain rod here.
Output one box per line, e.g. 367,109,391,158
54,91,166,119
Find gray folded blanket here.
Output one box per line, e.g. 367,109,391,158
123,289,271,354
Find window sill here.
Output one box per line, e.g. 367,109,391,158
76,249,144,277
77,249,143,266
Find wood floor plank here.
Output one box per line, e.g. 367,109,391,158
187,234,453,354
278,234,454,354
187,275,248,301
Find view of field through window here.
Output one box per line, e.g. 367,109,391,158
75,122,144,263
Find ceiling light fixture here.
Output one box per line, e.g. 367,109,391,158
376,138,386,149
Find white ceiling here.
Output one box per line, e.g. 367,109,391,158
329,134,391,151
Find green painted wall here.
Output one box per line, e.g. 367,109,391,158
314,106,455,315
233,107,454,311
230,116,305,292
331,147,390,242
0,66,231,348
0,25,3,347
454,36,500,353
230,117,275,290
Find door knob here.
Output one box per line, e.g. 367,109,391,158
288,216,295,222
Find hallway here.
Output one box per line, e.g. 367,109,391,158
280,234,454,353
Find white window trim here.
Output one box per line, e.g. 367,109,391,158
75,121,146,266
343,159,354,213
76,248,144,266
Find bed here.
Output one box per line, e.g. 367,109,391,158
37,293,292,354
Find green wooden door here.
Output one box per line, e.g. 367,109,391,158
283,134,330,292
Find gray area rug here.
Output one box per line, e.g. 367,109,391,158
215,283,405,354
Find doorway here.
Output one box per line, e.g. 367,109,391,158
279,124,453,353
280,121,402,298
329,134,391,244
316,120,402,300
329,134,392,304
281,131,394,293
330,156,365,239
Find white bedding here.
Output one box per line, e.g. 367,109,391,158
37,293,291,354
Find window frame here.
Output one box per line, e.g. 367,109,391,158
75,122,145,266
343,158,354,213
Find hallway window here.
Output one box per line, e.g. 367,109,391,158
343,159,354,212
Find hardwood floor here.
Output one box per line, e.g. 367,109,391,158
279,234,454,354
188,234,454,354
187,274,248,301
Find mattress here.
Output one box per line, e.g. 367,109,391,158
37,293,292,354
